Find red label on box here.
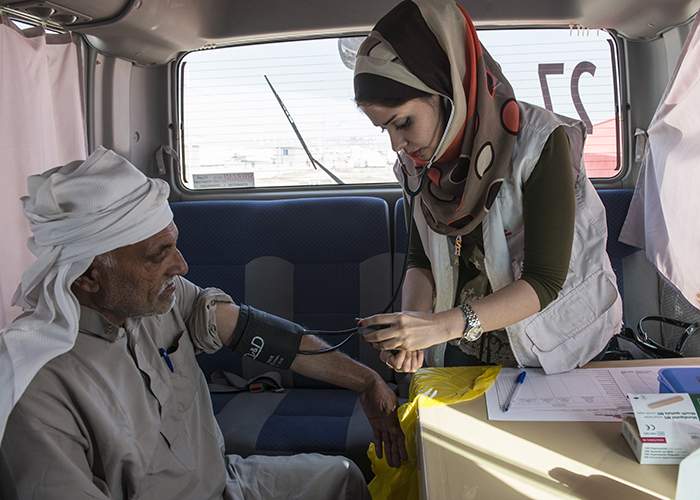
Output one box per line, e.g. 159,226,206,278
640,437,667,443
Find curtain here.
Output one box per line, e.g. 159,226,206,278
620,13,700,310
0,18,87,327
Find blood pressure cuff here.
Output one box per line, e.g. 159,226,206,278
228,304,304,369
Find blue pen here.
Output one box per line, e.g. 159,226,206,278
503,371,527,412
159,347,174,372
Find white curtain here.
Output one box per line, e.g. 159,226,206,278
0,18,87,327
620,13,700,310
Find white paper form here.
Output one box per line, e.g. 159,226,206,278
486,366,667,422
610,367,660,395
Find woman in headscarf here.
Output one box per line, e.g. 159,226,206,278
356,0,622,374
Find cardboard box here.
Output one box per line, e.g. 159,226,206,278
622,394,700,464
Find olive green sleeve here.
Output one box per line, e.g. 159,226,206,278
521,126,575,309
406,216,432,270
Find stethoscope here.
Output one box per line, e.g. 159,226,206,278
299,97,454,355
297,158,430,354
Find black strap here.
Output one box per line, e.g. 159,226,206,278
638,316,699,354
610,315,700,359
209,370,284,394
619,326,682,359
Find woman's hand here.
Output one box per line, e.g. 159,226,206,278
360,310,462,351
379,349,424,373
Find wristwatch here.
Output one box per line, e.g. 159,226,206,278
458,302,483,344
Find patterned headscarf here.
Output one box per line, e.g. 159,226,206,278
354,0,521,236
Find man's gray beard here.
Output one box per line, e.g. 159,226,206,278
133,289,176,319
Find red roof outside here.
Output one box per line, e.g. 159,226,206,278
583,118,619,178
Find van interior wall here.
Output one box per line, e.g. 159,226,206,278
129,63,171,175
625,27,691,159
88,46,170,176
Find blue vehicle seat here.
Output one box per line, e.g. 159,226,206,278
597,189,638,295
171,197,393,476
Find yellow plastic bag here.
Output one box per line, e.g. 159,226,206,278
367,365,501,500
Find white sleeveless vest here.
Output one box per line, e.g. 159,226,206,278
401,102,622,374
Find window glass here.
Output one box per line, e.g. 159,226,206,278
12,19,34,29
480,29,619,179
9,18,61,33
180,29,619,190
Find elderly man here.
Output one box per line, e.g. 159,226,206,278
0,148,406,500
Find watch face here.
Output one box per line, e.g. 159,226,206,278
465,328,482,342
459,303,483,343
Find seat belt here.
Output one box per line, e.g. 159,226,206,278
154,144,179,176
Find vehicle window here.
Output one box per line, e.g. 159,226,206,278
8,18,61,33
11,19,33,29
180,29,619,190
480,29,620,179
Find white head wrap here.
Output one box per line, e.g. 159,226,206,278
0,146,173,439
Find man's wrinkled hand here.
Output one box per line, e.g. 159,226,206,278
359,376,407,468
379,349,424,373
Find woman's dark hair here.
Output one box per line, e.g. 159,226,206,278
354,73,432,107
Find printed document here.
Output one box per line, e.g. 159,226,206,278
486,366,664,422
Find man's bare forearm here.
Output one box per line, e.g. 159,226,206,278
290,335,379,392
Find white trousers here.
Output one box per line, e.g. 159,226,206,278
224,453,370,500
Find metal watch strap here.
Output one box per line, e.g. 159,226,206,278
458,302,483,343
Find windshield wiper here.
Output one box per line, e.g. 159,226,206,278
264,75,344,185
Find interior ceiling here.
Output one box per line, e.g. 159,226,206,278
3,0,700,64
0,0,123,20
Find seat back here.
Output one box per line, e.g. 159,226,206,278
597,189,638,296
172,197,394,386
